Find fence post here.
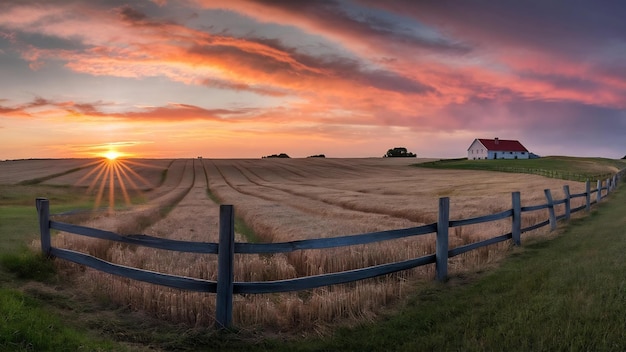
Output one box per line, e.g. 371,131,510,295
436,197,449,282
606,178,611,195
544,189,557,231
35,198,52,257
511,192,521,246
563,185,571,221
216,205,235,329
596,180,602,203
585,180,591,212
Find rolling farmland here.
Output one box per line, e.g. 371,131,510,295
0,157,594,330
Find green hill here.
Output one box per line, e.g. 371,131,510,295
416,156,626,181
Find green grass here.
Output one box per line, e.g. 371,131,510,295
417,156,626,181
0,248,55,281
0,288,128,351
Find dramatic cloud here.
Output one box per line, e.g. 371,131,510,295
0,0,624,159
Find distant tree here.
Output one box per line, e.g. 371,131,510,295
622,155,626,159
384,147,416,158
307,154,326,158
262,153,290,158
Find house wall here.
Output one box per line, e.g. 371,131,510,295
488,151,529,159
467,140,488,160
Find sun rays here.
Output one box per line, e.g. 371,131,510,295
75,153,153,213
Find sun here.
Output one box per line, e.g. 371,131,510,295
103,150,122,160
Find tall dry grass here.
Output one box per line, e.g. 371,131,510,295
52,158,590,332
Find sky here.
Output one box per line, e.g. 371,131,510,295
1,0,625,160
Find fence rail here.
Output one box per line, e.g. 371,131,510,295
36,172,622,329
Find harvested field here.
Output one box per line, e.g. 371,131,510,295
0,159,89,184
41,159,172,190
20,157,591,331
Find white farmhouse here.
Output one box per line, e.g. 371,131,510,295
467,138,529,160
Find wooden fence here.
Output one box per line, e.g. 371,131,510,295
36,173,622,329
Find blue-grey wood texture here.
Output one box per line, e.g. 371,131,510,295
511,192,521,246
448,233,512,257
521,219,550,233
235,224,437,254
585,180,591,212
544,189,557,231
436,197,449,282
234,254,436,294
36,198,51,257
50,221,218,253
216,205,235,329
563,185,571,220
449,209,512,228
49,247,216,292
521,204,550,212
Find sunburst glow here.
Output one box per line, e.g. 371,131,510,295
74,150,154,214
104,150,122,160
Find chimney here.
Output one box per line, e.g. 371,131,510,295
494,137,499,144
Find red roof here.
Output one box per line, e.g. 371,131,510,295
477,138,528,152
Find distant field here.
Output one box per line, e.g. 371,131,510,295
1,156,622,332
417,156,626,181
0,159,89,184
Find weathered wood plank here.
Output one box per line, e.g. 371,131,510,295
511,192,521,246
521,219,550,233
36,198,51,257
436,197,449,282
544,189,557,231
448,233,512,257
50,247,215,292
569,192,586,198
235,224,437,254
521,203,550,212
585,180,591,212
234,254,436,294
563,185,571,220
50,221,218,253
449,209,512,228
571,204,586,214
216,205,235,329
